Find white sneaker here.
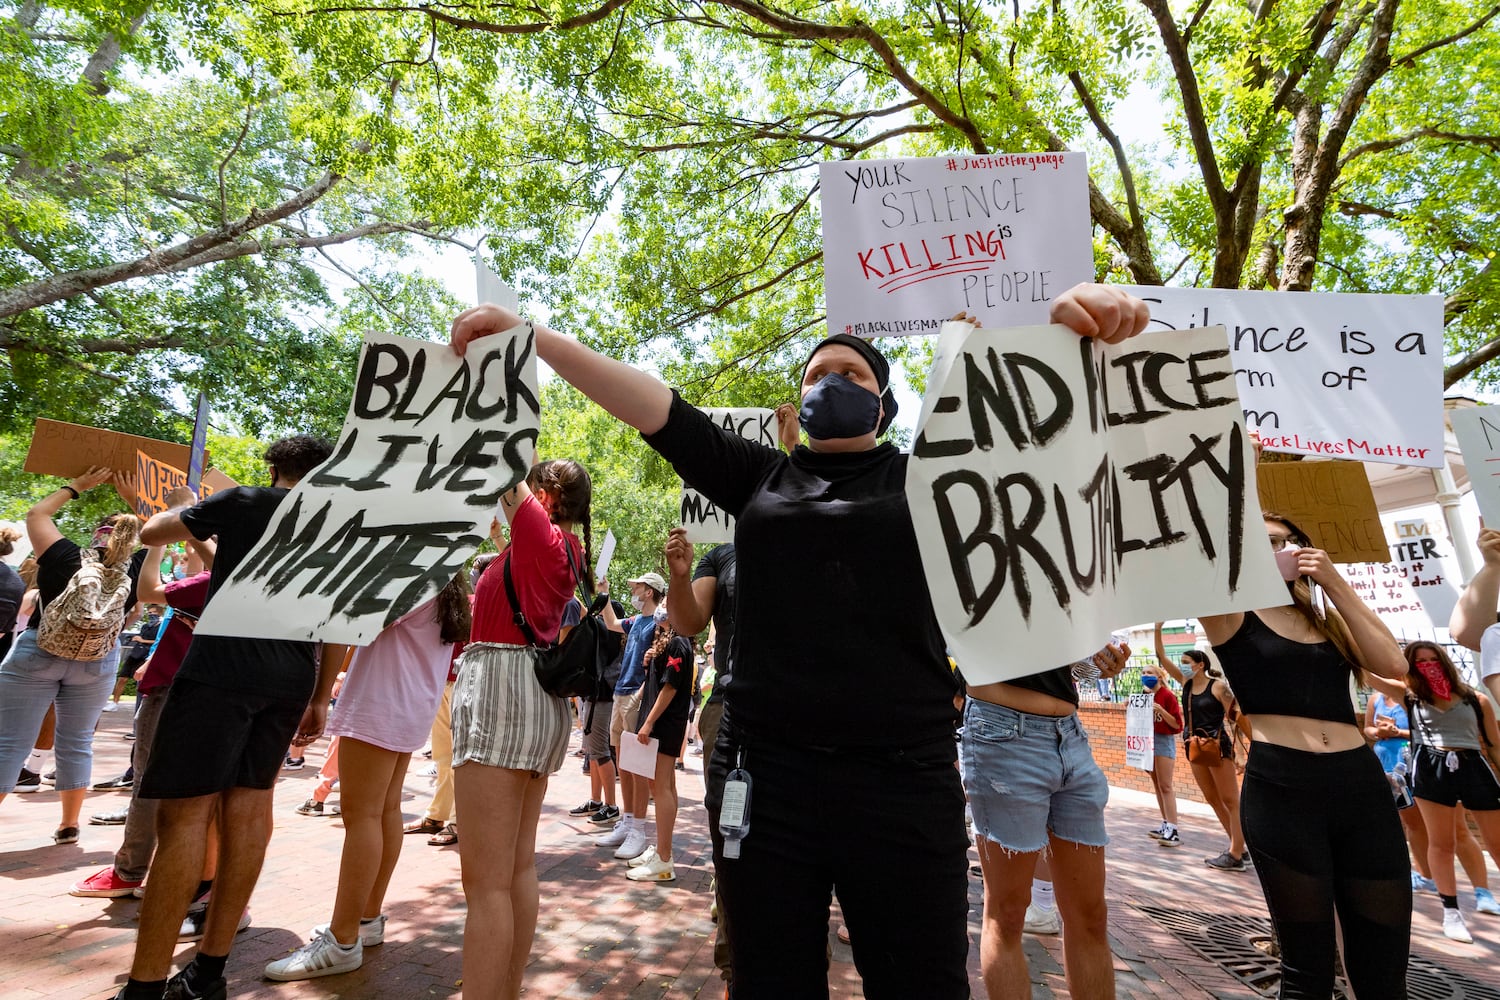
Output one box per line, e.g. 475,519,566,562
626,854,676,882
597,818,632,848
1158,829,1182,848
1443,909,1474,943
614,826,649,861
1023,904,1062,935
311,914,386,947
101,702,119,712
1475,888,1500,915
627,844,658,868
179,906,251,941
265,927,364,981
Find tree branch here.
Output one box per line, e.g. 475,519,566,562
1139,0,1226,205
1396,3,1500,67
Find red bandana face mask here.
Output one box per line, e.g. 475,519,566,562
1415,659,1452,700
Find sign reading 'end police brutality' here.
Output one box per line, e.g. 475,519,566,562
196,328,540,644
907,322,1287,682
820,154,1093,338
681,408,777,543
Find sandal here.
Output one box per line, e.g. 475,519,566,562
403,817,444,836
53,826,80,845
428,823,458,847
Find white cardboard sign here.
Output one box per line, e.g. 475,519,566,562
820,154,1094,338
1450,408,1500,526
907,321,1287,681
1124,286,1444,468
681,408,778,543
1125,694,1155,771
1390,518,1461,630
196,328,539,644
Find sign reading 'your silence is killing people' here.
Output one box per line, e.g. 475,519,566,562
906,321,1287,681
820,154,1094,338
195,327,540,644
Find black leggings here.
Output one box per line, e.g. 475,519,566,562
1240,742,1411,999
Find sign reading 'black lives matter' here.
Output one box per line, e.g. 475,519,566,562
196,328,540,644
906,322,1287,680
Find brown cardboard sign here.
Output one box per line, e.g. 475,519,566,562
24,419,208,509
200,468,237,496
1256,460,1389,563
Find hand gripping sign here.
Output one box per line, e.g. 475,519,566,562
906,321,1287,681
196,327,539,644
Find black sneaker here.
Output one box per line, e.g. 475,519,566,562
14,767,41,793
589,804,621,825
1204,851,1247,872
295,798,325,816
93,773,133,791
283,756,305,770
569,800,604,816
40,769,56,784
164,961,228,1000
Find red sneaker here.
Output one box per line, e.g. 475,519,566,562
70,866,143,898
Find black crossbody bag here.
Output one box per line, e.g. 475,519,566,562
501,546,611,710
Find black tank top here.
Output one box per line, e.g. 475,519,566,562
1185,679,1228,738
1212,612,1357,725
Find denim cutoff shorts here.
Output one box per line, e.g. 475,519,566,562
960,698,1109,853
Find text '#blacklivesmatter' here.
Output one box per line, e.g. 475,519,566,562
915,336,1248,627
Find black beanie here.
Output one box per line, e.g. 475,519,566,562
801,333,899,434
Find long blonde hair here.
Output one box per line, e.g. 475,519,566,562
100,514,141,569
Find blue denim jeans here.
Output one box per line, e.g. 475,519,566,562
0,629,117,793
960,698,1110,853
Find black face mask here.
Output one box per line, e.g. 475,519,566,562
798,373,882,441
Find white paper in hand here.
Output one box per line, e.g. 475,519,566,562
619,732,659,778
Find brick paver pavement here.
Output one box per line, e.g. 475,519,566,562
2,705,1498,998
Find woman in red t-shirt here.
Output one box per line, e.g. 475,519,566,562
451,459,594,999
1142,662,1184,846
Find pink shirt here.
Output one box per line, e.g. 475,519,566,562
326,596,455,753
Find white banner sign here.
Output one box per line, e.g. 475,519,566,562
1450,408,1500,526
1390,518,1461,629
1125,693,1155,771
1337,561,1437,639
196,329,539,643
907,321,1287,681
821,153,1094,338
1124,286,1444,468
681,408,777,543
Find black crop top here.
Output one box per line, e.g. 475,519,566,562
1211,612,1358,726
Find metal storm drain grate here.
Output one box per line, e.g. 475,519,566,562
1135,905,1500,1000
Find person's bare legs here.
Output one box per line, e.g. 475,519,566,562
506,775,549,997
455,763,536,1000
1154,754,1178,828
650,754,677,861
1050,835,1115,999
593,758,617,807
326,739,408,943
1189,761,1232,839
58,787,86,829
630,772,650,822
1206,760,1245,856
131,795,217,980
976,837,1039,1000
1467,808,1500,875
1417,798,1460,896
1400,805,1431,878
197,786,274,957
1455,810,1490,888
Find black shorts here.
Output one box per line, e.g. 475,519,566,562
1413,746,1500,810
653,719,688,758
118,650,149,679
138,677,307,799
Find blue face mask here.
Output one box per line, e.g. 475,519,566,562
1142,675,1159,691
1180,662,1195,679
798,373,882,441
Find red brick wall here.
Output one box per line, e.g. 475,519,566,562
1077,701,1211,804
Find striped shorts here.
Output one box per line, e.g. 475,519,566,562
451,643,571,776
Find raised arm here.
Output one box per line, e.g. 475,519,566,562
135,545,169,604
664,528,714,636
1452,527,1500,650
1154,622,1185,684
27,466,113,557
451,305,673,435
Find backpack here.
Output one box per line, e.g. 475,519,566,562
502,545,609,704
37,550,132,661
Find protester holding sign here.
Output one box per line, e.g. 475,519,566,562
452,457,594,1000
0,466,140,848
450,281,1147,999
118,435,348,1000
266,574,471,981
624,619,694,883
1198,512,1410,1000
1142,663,1183,848
1155,627,1248,871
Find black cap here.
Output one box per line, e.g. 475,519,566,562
801,333,899,434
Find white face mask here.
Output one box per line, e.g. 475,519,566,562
653,605,669,623
631,594,646,611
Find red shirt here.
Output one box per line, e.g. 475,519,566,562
1153,686,1183,735
471,494,582,645
138,572,212,695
